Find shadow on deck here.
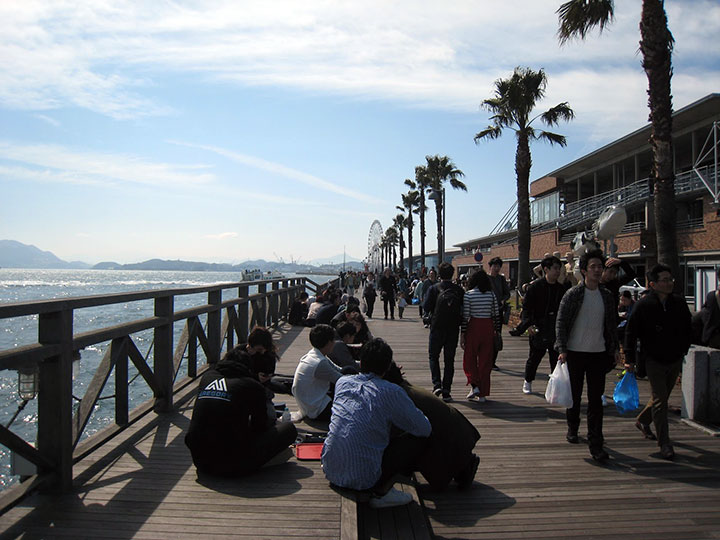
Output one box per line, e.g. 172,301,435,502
1,306,720,539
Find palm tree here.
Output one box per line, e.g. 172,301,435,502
424,155,466,264
409,166,431,270
557,0,680,288
385,226,399,270
474,67,574,287
393,214,407,272
397,187,420,274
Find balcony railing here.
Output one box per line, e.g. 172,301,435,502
558,165,716,231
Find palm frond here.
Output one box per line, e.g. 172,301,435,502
542,102,575,126
474,125,503,143
557,0,615,45
449,178,468,191
537,130,568,147
404,178,416,189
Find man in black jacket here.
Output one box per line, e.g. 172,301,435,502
424,262,464,401
378,268,398,319
521,255,569,394
624,264,692,460
185,346,297,476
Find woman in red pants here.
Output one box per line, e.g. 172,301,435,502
461,270,501,402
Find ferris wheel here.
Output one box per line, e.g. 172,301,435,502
367,220,383,273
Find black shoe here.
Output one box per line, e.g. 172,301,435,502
509,328,522,336
456,454,479,490
433,387,443,398
442,393,452,402
391,316,395,320
660,444,675,460
635,421,657,441
591,448,609,462
492,364,499,370
566,431,579,444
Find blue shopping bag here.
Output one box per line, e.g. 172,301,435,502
613,372,640,415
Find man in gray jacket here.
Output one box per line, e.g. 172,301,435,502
555,249,619,462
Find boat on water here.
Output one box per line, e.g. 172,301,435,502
240,269,284,281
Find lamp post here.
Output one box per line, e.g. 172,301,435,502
428,187,446,265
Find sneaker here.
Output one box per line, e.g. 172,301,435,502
456,454,479,490
522,381,532,394
369,487,413,508
635,421,657,441
476,396,486,403
433,387,443,398
442,393,452,402
601,395,609,407
591,447,610,462
466,389,477,400
660,444,675,460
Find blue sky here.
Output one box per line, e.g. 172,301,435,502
1,1,719,265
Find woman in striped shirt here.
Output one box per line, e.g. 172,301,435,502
461,270,501,402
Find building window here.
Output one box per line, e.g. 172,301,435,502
531,191,560,225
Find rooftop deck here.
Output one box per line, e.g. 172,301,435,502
2,305,720,539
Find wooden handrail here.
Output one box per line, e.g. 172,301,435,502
0,275,339,505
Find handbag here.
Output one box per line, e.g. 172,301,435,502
613,372,640,414
545,362,573,408
493,333,503,352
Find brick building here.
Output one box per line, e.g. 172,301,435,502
452,93,720,309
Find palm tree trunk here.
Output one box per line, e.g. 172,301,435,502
435,199,443,265
399,234,405,271
515,133,532,287
641,0,680,290
407,215,414,274
419,193,426,270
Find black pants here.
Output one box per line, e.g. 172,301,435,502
375,433,428,494
383,296,395,318
428,327,459,393
365,297,375,318
566,351,608,451
524,337,559,382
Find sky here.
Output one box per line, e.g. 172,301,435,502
1,1,719,265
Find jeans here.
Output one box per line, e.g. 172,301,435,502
383,296,395,318
636,357,682,446
566,350,609,451
428,326,459,393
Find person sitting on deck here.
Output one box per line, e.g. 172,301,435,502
291,324,344,421
321,338,432,508
383,362,480,490
288,291,309,326
184,347,297,477
315,291,342,326
328,321,361,372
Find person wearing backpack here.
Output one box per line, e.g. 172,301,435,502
423,262,464,401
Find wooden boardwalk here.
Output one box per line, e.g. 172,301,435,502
2,304,720,539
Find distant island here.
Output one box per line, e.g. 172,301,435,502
0,240,363,273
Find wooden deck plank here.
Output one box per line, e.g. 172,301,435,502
1,302,719,539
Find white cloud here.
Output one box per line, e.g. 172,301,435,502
203,232,238,240
0,141,215,187
170,140,384,204
1,0,716,127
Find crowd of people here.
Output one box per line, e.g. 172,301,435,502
184,253,713,508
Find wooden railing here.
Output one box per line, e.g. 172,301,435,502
0,276,337,504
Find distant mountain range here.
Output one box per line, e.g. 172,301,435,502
0,240,364,273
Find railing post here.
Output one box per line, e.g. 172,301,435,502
153,295,174,413
237,285,249,343
271,281,280,327
207,290,222,363
257,283,267,329
114,338,129,427
37,309,73,491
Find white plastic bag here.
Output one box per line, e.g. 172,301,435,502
545,361,573,408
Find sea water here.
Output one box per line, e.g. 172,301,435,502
0,268,334,490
